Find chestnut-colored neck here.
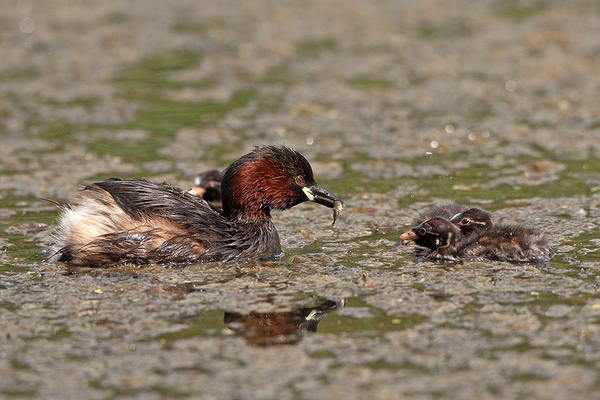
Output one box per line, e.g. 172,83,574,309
222,158,296,223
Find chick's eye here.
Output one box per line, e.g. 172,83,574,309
418,228,427,236
295,176,305,186
460,218,471,226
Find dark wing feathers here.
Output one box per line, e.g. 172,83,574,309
93,179,231,237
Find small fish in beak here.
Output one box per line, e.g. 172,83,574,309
332,200,343,228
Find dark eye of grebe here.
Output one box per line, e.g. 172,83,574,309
418,227,427,235
295,176,305,186
460,218,470,226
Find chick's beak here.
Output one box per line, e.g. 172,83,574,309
399,230,418,242
302,183,343,208
188,186,206,197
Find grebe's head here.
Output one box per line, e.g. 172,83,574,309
190,169,223,203
195,170,223,188
450,208,493,234
221,145,342,221
400,217,459,251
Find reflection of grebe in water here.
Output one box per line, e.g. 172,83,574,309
224,300,344,346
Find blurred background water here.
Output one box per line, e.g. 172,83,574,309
1,0,600,398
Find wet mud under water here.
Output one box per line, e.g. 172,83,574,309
2,0,600,399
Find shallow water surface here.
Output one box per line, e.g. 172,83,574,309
2,0,600,398
2,147,600,398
